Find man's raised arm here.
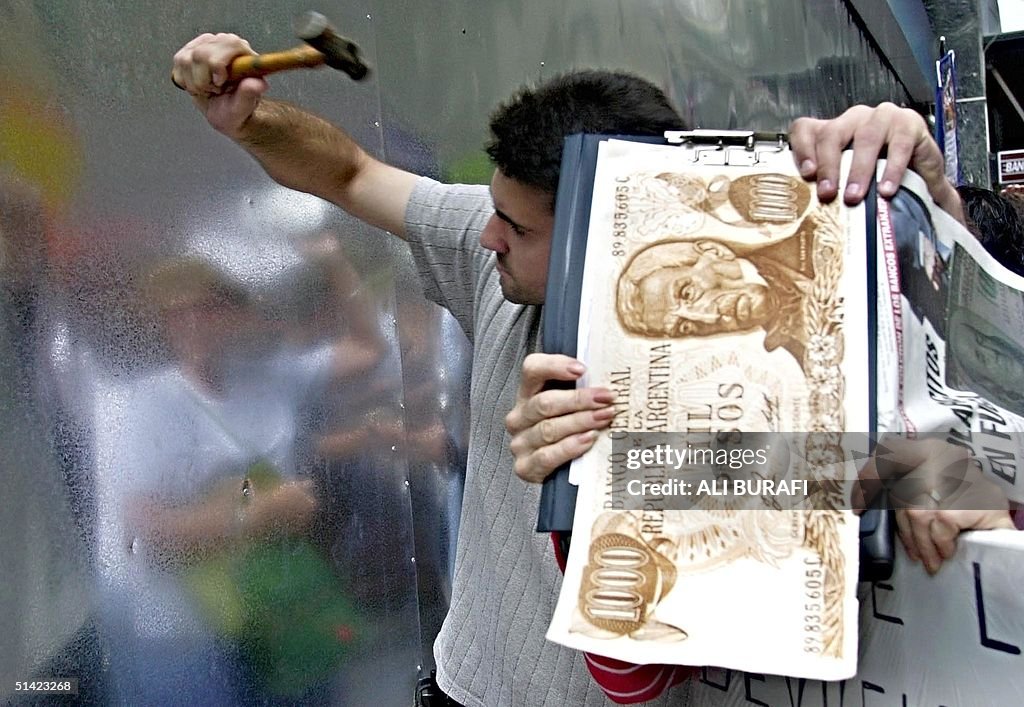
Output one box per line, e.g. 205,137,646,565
172,33,417,238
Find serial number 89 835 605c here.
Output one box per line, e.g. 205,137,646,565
14,680,76,694
802,556,825,654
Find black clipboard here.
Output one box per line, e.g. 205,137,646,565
537,131,894,582
538,134,664,534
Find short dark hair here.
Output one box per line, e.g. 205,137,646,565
486,69,686,202
957,184,1024,276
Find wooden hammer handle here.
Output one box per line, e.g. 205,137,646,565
227,45,325,80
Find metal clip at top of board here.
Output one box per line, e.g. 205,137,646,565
663,129,789,165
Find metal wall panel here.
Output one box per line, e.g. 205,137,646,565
1,0,915,704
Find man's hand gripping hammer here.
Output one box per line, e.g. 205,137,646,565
173,11,368,89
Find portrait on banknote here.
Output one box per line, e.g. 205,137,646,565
615,221,819,368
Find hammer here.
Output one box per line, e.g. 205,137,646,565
174,11,368,89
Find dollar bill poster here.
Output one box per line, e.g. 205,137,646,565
546,138,867,680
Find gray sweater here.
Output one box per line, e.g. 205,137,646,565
404,177,688,706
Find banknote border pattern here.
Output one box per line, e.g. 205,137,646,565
799,200,848,658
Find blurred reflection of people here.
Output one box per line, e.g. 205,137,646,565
395,296,470,595
93,254,381,705
616,235,813,363
1,172,117,701
281,230,387,381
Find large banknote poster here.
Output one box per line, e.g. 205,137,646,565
546,137,867,680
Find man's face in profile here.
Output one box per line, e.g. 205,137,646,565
629,240,771,336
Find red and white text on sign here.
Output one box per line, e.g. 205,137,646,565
998,149,1024,185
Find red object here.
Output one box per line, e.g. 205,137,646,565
333,625,356,643
550,532,697,703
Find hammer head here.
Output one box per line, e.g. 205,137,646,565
295,11,369,81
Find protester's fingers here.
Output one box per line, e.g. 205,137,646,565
517,353,587,403
894,509,920,563
231,76,269,101
928,516,959,562
864,104,929,198
789,111,858,203
513,432,601,483
172,33,214,91
191,33,256,91
789,103,963,220
962,509,1016,532
855,453,884,512
842,102,936,205
208,35,256,88
507,354,616,483
172,33,256,94
201,77,269,136
839,107,894,205
986,512,1016,531
877,437,971,505
505,386,613,435
510,406,615,460
788,117,826,182
876,122,965,224
905,510,943,574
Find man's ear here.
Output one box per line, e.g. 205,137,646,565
695,239,730,258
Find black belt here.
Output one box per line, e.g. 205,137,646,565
415,671,464,707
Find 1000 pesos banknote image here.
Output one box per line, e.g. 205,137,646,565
546,139,867,680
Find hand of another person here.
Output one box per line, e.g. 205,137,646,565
246,478,318,536
506,353,617,483
789,102,964,224
124,476,318,563
171,33,269,138
864,435,1015,574
896,506,1014,576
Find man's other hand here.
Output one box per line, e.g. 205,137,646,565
506,353,617,483
789,102,965,225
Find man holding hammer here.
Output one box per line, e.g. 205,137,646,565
173,28,963,706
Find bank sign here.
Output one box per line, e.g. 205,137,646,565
998,149,1024,184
